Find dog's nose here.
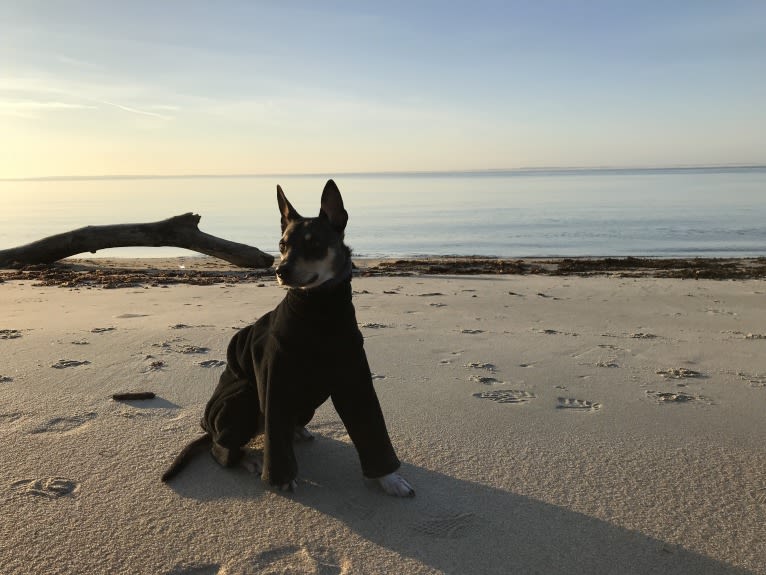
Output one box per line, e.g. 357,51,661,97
275,265,289,280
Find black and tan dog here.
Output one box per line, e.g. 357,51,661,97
162,180,414,497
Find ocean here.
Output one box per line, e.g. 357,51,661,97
1,167,764,260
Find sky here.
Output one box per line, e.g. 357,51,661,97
1,0,764,178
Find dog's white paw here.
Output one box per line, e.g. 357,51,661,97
239,452,263,474
377,473,415,497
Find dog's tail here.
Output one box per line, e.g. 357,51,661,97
161,433,212,482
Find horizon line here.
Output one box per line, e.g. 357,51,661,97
2,163,765,183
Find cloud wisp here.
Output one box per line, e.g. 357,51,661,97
0,75,176,121
96,100,175,120
0,99,97,119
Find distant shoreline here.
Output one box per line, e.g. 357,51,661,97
2,164,765,183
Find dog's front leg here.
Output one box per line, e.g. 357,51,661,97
330,359,415,497
261,403,299,492
241,452,296,491
240,427,308,491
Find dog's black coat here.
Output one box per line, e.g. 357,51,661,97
203,270,400,485
163,181,401,487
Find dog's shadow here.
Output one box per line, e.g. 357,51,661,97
166,433,750,575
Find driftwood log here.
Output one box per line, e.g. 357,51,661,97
0,213,274,269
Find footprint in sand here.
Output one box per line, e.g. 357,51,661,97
539,328,579,336
556,397,601,411
116,313,149,319
371,373,386,380
198,359,226,368
460,329,484,335
227,545,343,575
11,477,80,499
30,412,97,434
0,375,13,383
736,371,766,388
411,512,477,539
473,389,535,404
464,362,496,371
645,390,709,404
536,292,561,300
177,345,209,354
745,333,766,340
706,308,737,316
360,322,390,329
0,329,22,339
51,359,91,369
143,358,167,372
656,368,704,379
468,375,504,385
90,327,116,333
169,323,213,329
0,412,23,424
598,344,623,350
630,332,657,339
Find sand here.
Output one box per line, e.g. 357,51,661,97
1,262,765,574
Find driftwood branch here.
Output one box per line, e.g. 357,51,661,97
0,213,275,269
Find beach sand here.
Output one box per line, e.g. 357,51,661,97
1,259,765,574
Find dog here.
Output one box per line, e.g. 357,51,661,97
162,179,414,497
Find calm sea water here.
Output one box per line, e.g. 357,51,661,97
1,168,764,259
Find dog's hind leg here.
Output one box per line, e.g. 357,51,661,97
210,441,244,467
202,369,262,469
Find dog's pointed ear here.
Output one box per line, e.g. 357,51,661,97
319,179,348,233
277,185,301,232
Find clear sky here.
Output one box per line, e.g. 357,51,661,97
1,0,764,178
